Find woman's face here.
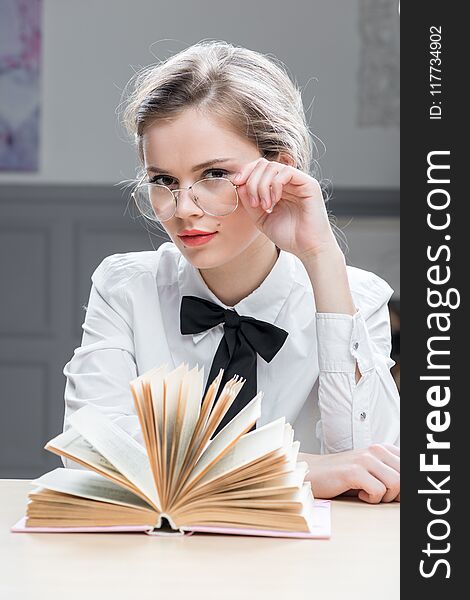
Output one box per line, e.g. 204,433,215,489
141,107,265,269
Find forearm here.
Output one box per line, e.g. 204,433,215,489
299,241,361,383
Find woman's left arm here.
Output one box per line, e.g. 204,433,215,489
300,244,400,453
233,156,400,454
234,152,400,502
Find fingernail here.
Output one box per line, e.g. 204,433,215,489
250,196,257,207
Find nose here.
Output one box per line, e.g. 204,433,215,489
173,187,204,219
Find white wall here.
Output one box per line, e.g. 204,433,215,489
0,0,399,188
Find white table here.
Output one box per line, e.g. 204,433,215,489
1,479,399,600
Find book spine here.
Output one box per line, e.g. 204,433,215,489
144,526,188,536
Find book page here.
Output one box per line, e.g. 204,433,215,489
299,481,316,531
172,365,203,479
130,363,168,449
46,427,123,477
188,462,309,503
187,416,287,487
189,392,263,481
219,462,309,496
144,363,169,441
180,486,306,511
69,404,160,509
31,467,156,511
44,427,122,477
44,427,155,505
163,363,187,462
130,365,167,504
177,376,245,482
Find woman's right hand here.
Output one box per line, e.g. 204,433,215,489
297,443,400,504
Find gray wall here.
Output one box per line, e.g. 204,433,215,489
0,0,399,478
0,0,399,188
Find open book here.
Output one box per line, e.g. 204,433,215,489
11,363,330,538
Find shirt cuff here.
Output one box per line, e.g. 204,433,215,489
316,309,376,375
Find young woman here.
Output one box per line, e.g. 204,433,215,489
62,41,400,504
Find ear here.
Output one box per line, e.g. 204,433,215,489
275,151,296,168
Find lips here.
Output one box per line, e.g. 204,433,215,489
177,229,216,236
178,231,218,246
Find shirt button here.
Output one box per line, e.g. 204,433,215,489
353,341,359,351
360,411,367,421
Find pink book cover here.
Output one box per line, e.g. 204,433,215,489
11,499,331,539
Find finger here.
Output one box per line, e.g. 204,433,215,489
382,485,401,503
270,165,290,210
381,443,400,457
235,180,260,213
367,460,400,503
352,470,387,504
358,490,377,504
384,489,401,503
243,159,269,208
232,158,262,186
258,162,282,211
340,489,360,497
369,444,400,474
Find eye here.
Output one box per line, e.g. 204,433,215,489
203,168,230,179
148,168,231,186
148,174,175,186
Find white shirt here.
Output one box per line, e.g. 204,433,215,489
61,241,400,469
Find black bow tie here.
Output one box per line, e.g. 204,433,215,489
180,295,289,438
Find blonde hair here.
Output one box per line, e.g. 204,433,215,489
118,40,345,249
119,40,320,177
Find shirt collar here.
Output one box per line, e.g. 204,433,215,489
177,248,295,344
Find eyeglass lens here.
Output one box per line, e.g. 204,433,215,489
133,178,237,222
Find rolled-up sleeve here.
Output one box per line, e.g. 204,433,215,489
315,276,400,454
61,256,144,469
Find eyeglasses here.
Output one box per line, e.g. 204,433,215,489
131,174,240,223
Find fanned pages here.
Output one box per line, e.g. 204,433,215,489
22,362,318,536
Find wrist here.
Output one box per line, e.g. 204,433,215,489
299,243,356,316
298,239,344,267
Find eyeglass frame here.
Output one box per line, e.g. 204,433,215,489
131,172,241,222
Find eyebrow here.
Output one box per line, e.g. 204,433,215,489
145,158,235,175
